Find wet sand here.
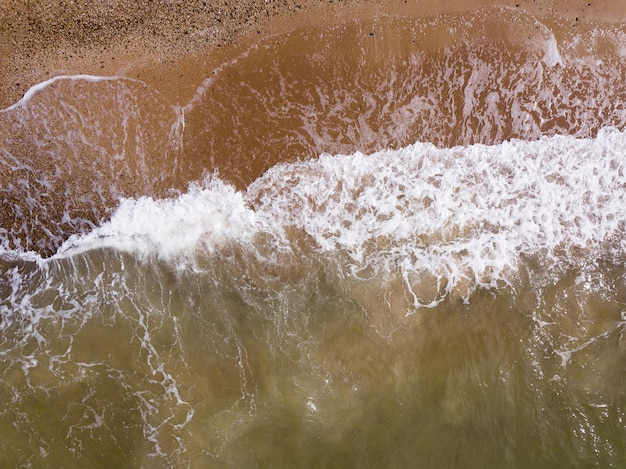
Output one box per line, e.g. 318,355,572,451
2,0,626,255
1,0,626,109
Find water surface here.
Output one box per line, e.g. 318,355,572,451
1,7,626,467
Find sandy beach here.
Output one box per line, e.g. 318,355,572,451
3,2,626,467
1,0,625,109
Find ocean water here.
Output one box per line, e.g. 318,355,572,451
1,7,626,468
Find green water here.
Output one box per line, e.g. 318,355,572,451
1,248,625,467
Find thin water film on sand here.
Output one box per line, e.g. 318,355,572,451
1,7,626,468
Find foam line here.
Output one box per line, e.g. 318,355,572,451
2,75,133,112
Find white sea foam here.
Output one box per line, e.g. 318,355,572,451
541,32,564,67
55,127,626,302
55,177,260,265
1,75,122,113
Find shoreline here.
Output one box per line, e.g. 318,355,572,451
1,0,625,109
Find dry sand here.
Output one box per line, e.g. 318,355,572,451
1,0,625,109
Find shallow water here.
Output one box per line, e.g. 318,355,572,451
1,7,626,468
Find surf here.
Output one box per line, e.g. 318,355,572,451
1,6,626,468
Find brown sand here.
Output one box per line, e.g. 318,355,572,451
2,0,626,255
1,0,626,110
